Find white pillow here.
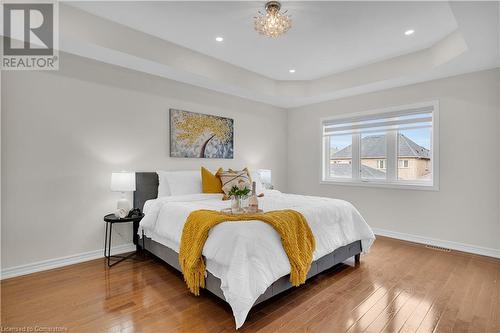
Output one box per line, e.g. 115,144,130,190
250,171,265,195
158,170,202,196
156,171,171,198
157,171,171,198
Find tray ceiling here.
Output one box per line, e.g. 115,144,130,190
60,1,500,107
69,1,459,80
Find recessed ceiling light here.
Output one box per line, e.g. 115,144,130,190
289,69,296,73
404,29,415,36
215,36,224,42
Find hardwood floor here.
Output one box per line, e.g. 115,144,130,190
1,236,499,332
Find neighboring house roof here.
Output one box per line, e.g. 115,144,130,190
330,164,386,178
332,134,430,159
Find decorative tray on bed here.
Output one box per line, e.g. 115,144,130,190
220,208,264,215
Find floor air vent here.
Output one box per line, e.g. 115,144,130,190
425,244,451,252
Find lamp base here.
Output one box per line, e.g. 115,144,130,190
117,198,131,212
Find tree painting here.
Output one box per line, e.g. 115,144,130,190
170,109,234,158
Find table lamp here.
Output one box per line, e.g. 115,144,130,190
110,171,136,212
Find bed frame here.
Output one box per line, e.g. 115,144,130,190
134,172,362,306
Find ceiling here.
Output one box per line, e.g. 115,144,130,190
59,1,499,107
69,1,459,80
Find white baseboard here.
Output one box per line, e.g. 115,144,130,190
372,227,500,259
1,243,136,280
3,229,498,280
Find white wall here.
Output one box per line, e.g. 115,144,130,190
1,53,287,269
287,69,500,252
2,53,499,273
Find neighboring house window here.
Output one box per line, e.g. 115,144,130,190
322,102,438,190
398,159,409,168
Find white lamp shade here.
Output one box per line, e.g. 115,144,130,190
111,172,136,192
258,169,272,185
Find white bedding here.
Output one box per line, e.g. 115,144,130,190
139,190,375,329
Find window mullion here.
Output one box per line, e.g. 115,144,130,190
386,130,397,181
323,136,330,180
352,133,360,180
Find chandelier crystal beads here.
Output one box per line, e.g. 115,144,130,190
254,1,292,38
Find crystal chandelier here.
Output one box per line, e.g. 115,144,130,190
254,1,292,38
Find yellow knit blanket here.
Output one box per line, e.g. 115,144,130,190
178,209,316,296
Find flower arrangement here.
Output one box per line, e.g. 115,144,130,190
228,184,251,214
227,185,251,198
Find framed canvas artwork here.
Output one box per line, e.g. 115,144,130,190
169,109,234,159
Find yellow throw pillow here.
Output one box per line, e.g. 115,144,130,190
201,167,223,194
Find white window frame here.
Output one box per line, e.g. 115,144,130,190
320,101,439,191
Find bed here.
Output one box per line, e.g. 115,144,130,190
134,172,375,328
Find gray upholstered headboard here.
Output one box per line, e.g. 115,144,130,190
134,172,159,210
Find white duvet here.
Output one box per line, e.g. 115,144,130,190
139,190,375,329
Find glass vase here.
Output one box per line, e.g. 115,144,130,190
231,196,242,214
240,195,249,210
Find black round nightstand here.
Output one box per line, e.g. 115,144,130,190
104,213,145,267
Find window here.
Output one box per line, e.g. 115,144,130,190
322,102,438,190
361,132,387,180
398,159,409,168
326,134,352,178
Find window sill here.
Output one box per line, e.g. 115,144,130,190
320,179,439,191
